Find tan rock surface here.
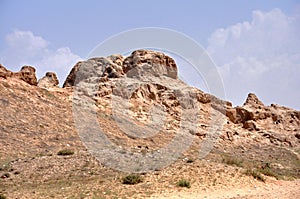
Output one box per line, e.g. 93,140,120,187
37,72,59,88
0,50,299,198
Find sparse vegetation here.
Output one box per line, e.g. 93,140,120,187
222,155,243,167
122,174,143,185
177,179,191,188
258,163,283,180
0,194,7,199
245,169,266,182
57,149,74,156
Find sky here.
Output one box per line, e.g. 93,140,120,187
0,0,299,110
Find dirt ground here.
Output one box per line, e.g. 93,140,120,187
151,179,300,199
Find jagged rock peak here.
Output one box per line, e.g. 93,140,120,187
38,72,59,89
14,66,38,86
62,50,178,88
0,64,37,86
0,64,13,78
63,61,82,88
123,50,177,79
243,93,264,107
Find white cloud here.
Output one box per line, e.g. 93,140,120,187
1,30,82,84
207,8,300,110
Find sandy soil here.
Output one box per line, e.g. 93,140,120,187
150,179,300,199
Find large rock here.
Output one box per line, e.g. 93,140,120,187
243,93,264,107
0,64,38,85
63,50,178,87
63,61,82,88
0,64,13,79
12,66,38,86
38,72,59,89
123,50,177,79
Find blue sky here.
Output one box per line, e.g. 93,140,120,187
1,0,299,109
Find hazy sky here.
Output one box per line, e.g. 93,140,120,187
0,0,299,110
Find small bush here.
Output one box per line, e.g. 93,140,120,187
258,168,282,180
122,174,143,185
245,169,265,182
222,156,243,167
0,194,7,199
57,149,74,156
177,179,191,188
186,158,194,163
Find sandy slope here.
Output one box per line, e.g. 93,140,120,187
150,179,300,199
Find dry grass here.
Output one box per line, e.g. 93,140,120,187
245,169,266,182
177,179,191,188
57,149,74,156
122,174,143,185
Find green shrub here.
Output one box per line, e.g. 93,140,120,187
222,156,243,167
245,169,265,182
177,179,191,188
122,174,143,185
57,149,74,156
258,167,282,180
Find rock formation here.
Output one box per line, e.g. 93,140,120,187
0,64,13,78
37,72,59,89
0,49,299,151
0,49,299,198
12,66,38,86
0,64,37,85
243,93,264,107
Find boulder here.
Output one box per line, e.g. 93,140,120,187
38,72,59,88
243,120,257,131
63,61,82,88
243,93,264,107
123,50,178,79
0,64,13,79
12,66,37,86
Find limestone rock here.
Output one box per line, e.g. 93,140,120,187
243,120,257,131
38,72,59,89
243,93,264,107
12,66,38,86
123,50,177,79
0,64,13,78
63,61,82,88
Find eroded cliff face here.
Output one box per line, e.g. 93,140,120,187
1,50,299,151
62,49,299,147
0,49,299,198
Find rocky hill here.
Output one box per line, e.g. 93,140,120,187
0,50,299,198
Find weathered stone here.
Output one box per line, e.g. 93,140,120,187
38,72,59,88
243,93,264,107
243,120,257,131
123,50,177,79
63,61,82,88
13,66,37,86
0,64,13,79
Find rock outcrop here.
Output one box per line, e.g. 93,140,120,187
62,61,82,88
1,49,299,152
123,50,177,79
37,72,59,88
0,64,13,78
243,93,264,107
13,66,38,86
0,65,37,85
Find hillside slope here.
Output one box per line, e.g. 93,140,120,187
0,50,299,198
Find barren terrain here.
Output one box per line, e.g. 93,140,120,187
0,50,299,198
